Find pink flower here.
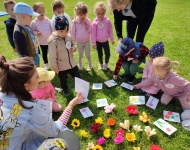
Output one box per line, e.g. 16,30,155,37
114,135,124,144
115,128,124,137
126,105,138,115
97,137,105,145
150,144,162,150
91,123,100,133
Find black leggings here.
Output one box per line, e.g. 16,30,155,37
40,45,48,64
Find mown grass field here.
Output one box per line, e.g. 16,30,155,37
0,0,190,149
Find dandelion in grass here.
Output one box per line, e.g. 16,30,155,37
79,129,88,138
115,128,124,137
107,118,115,126
133,124,143,132
97,137,105,145
103,128,111,138
87,142,95,150
93,144,103,150
114,135,124,144
125,133,136,142
139,112,150,123
71,118,80,128
150,144,162,150
144,126,156,139
95,117,103,124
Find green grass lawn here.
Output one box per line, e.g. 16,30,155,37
0,0,190,149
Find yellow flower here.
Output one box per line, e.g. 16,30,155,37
71,119,80,128
103,128,111,138
93,145,103,150
95,117,103,124
139,112,150,123
144,126,156,139
125,133,136,142
79,129,88,138
133,147,141,150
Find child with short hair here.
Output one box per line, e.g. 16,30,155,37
4,0,16,52
91,1,115,70
31,67,62,112
113,37,149,83
31,2,53,70
13,2,40,67
139,42,164,96
71,2,92,71
48,16,80,96
134,57,190,110
51,0,71,33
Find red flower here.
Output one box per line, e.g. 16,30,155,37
126,105,138,115
115,128,124,137
150,144,162,150
91,123,100,133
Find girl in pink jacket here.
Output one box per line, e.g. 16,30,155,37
31,67,62,112
134,57,190,110
91,1,115,70
71,2,92,71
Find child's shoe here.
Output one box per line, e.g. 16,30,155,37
87,65,92,71
62,89,70,96
98,64,103,70
128,76,135,84
44,63,49,70
103,63,108,70
78,64,83,70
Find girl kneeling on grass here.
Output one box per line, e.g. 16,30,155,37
0,56,84,150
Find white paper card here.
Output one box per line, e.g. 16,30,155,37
153,118,177,135
92,83,102,90
146,96,159,110
120,82,133,90
96,98,108,107
163,111,180,123
79,107,94,118
81,98,89,104
104,79,117,88
130,96,145,105
75,77,89,99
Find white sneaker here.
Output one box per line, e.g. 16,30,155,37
78,64,83,70
98,64,103,70
103,63,108,70
44,63,49,70
87,65,92,71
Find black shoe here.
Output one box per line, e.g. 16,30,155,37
128,76,135,84
62,89,70,96
119,74,127,79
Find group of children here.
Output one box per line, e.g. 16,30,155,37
3,0,190,130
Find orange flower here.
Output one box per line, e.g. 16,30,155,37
107,118,115,126
126,133,136,142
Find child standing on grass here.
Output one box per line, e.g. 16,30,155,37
48,16,80,96
51,0,71,34
91,1,115,70
31,2,53,70
71,2,92,71
31,67,62,112
134,57,190,110
139,42,164,96
4,0,16,52
13,2,40,67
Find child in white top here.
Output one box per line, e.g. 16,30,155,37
31,2,53,70
91,1,115,70
71,2,92,71
51,0,72,34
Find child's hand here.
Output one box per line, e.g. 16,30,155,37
37,32,41,36
132,59,139,64
133,85,137,89
54,68,59,74
70,47,76,54
93,45,97,49
68,93,85,108
84,21,89,29
113,75,118,80
112,41,115,45
118,38,122,44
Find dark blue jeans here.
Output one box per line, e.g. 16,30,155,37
96,41,110,64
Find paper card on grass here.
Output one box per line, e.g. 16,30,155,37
120,82,133,90
146,96,159,110
96,98,108,107
104,79,117,88
163,111,180,123
153,118,177,135
75,77,89,99
81,98,89,104
130,96,145,105
0,11,9,16
79,107,94,118
92,83,102,90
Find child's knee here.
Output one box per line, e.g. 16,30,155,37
160,93,173,105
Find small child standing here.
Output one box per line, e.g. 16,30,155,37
91,1,115,70
140,42,164,96
31,67,62,112
31,2,53,70
113,37,149,84
51,0,72,34
134,57,190,110
13,2,40,67
4,0,16,52
48,16,80,96
71,2,92,71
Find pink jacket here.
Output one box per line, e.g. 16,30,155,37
31,83,55,102
136,71,190,99
71,17,91,43
31,16,53,45
91,17,114,46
